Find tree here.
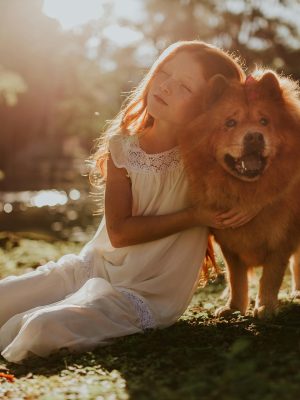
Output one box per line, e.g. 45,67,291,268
0,66,27,106
132,0,300,77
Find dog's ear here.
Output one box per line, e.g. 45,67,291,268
258,71,282,101
204,74,229,110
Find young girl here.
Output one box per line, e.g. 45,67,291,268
0,40,259,364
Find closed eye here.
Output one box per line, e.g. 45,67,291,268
158,70,192,92
181,84,192,92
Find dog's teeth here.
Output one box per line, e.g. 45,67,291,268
241,160,246,171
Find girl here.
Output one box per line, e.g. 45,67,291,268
0,40,259,364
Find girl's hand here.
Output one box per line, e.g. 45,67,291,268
188,203,229,229
189,203,262,229
216,207,262,229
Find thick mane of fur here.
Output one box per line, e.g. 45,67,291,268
254,68,300,124
181,69,300,209
182,68,300,317
180,69,300,264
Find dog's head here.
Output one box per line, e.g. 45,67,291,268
185,70,300,183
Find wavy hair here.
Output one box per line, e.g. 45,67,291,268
85,39,246,285
87,40,245,188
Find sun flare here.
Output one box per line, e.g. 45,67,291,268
42,0,144,46
42,0,143,29
42,0,103,29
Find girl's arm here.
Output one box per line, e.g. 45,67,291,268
105,156,205,248
105,156,261,248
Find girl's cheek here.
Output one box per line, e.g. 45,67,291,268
178,102,201,122
178,98,194,113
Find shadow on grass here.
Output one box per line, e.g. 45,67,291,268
1,235,300,399
4,302,300,400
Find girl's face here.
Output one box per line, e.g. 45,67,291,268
147,51,206,126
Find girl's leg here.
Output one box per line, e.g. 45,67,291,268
0,254,89,328
0,278,143,364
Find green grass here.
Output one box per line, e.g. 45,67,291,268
1,233,300,399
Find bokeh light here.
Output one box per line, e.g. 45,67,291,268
30,190,68,208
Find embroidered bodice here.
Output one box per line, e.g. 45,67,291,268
109,134,183,174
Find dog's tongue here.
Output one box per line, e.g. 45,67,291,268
241,154,262,171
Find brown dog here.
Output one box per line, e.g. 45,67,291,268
180,70,300,318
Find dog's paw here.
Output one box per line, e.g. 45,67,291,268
215,306,241,319
253,304,278,319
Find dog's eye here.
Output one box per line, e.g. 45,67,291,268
225,119,237,128
260,117,269,126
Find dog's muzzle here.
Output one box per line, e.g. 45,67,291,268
224,131,267,179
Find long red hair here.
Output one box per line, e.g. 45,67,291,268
86,39,245,284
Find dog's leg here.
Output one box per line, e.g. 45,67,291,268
254,261,287,318
290,247,300,298
215,252,249,317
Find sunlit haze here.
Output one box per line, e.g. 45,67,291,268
42,0,144,47
42,0,144,30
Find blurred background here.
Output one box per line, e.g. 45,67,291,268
1,0,300,243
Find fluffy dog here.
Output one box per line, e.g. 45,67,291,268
180,70,300,318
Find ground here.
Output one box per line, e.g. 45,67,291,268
1,232,300,400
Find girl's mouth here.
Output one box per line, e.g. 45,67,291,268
154,94,168,105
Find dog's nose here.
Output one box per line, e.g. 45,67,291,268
243,132,265,151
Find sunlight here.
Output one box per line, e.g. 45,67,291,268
3,203,13,213
42,0,144,30
30,190,68,208
42,0,144,47
43,0,103,30
69,189,81,200
103,24,143,46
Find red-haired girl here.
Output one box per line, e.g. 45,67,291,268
0,40,259,363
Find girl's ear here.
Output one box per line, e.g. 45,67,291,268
204,74,229,110
258,71,282,101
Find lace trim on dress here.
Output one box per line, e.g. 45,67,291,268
79,254,156,330
115,287,156,330
124,135,182,174
80,254,155,330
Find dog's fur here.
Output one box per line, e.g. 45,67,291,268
179,70,300,318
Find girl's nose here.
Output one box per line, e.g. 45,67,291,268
160,79,172,95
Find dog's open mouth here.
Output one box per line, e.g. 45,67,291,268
224,153,267,178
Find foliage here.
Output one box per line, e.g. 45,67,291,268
1,0,300,191
1,235,300,399
138,0,300,75
0,65,27,106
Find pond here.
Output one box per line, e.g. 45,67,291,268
0,189,102,242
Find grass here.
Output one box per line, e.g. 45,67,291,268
1,232,300,399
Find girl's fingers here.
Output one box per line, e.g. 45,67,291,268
214,223,227,229
221,213,253,228
210,219,227,229
217,208,259,221
220,215,243,226
214,208,261,228
217,213,244,224
229,215,253,228
216,209,237,219
214,215,249,229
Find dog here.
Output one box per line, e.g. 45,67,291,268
180,70,300,318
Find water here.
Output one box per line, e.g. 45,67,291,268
0,189,102,242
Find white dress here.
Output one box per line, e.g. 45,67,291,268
0,133,208,364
